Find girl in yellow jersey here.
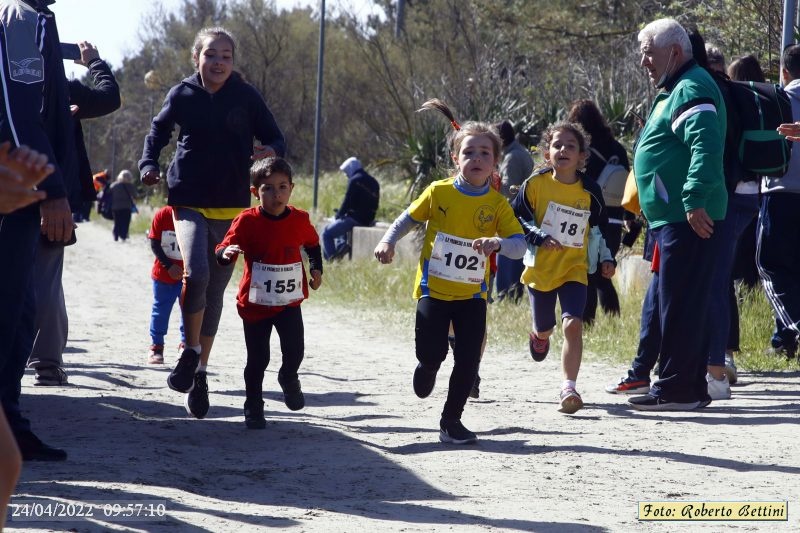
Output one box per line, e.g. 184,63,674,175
374,99,525,444
511,122,615,414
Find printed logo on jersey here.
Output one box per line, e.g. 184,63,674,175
473,205,495,232
438,206,449,217
9,57,42,84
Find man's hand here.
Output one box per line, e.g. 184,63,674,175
40,197,74,243
541,236,563,251
75,41,100,67
777,122,800,142
374,242,396,264
309,269,322,290
141,169,160,186
687,207,714,238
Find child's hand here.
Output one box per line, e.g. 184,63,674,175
541,236,563,251
251,144,276,160
141,169,160,186
472,237,500,256
601,261,615,279
222,244,243,261
167,264,183,281
309,269,322,290
374,242,395,264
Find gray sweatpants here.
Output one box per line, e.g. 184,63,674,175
27,242,68,369
173,208,235,338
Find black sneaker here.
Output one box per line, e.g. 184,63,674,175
244,401,266,429
15,430,67,461
628,394,700,411
413,363,438,398
279,378,305,411
184,371,209,419
468,374,481,399
439,418,477,444
167,348,200,393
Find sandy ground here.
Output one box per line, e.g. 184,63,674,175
7,219,800,532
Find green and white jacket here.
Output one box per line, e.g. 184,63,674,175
633,60,727,228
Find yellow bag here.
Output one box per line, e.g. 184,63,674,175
621,169,640,215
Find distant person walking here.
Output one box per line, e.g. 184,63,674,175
139,26,285,419
109,170,136,242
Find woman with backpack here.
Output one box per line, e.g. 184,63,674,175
566,100,629,326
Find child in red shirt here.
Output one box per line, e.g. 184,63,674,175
216,158,323,429
147,206,185,364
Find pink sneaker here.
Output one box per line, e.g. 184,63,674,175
529,333,550,362
559,388,583,414
148,345,164,364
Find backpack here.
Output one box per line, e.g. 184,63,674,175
589,147,628,207
97,183,113,220
716,77,793,189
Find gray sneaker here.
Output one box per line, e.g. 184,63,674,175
34,366,68,386
724,353,738,385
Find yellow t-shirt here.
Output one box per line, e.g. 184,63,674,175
408,177,524,301
520,171,592,291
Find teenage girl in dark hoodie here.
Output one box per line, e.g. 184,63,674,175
139,26,285,419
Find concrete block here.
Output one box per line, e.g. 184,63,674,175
616,254,652,294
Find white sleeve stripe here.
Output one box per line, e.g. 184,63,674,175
0,27,20,146
671,103,717,132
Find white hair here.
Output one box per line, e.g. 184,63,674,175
0,0,34,23
117,170,133,183
638,18,692,57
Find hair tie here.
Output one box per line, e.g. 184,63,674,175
450,120,461,131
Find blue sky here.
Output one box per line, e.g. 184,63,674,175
52,0,381,79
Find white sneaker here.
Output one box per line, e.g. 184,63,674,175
724,353,738,385
706,373,731,400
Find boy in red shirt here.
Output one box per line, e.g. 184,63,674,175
216,158,323,429
148,206,185,365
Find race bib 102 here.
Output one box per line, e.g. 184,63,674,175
428,232,486,285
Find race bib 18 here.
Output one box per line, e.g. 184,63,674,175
539,201,590,248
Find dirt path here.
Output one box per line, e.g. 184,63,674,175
8,219,800,532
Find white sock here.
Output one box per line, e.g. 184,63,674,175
188,344,202,355
196,364,207,373
562,379,576,391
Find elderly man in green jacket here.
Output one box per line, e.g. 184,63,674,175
628,18,727,412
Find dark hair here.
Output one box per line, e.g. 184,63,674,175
250,157,293,186
538,122,591,168
566,99,613,145
495,120,515,147
192,27,236,68
727,55,765,83
686,26,710,69
783,44,800,79
417,98,501,162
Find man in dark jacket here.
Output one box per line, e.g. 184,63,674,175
322,157,380,261
0,0,75,462
26,40,120,386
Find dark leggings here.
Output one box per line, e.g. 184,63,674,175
415,297,486,421
242,306,304,406
112,209,131,240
